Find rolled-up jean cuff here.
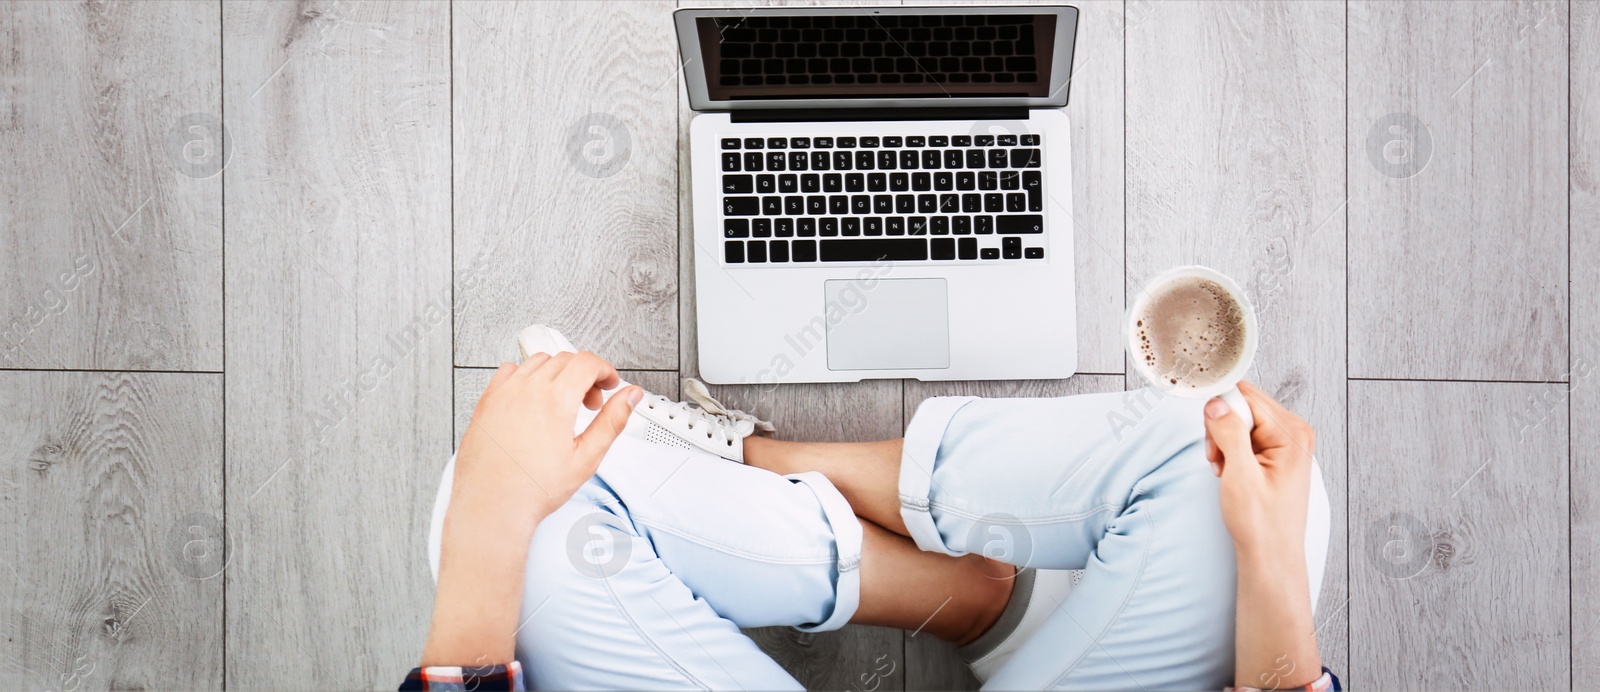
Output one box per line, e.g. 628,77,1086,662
898,395,979,556
786,470,864,633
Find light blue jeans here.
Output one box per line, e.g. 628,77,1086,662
428,388,1329,690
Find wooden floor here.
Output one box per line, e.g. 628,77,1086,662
0,0,1593,689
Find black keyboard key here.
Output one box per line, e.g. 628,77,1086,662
997,134,1018,146
744,137,764,149
1006,193,1026,212
815,137,834,148
723,174,753,194
953,216,972,234
864,217,883,236
807,196,826,214
868,172,887,192
856,151,875,170
981,247,1000,260
793,239,818,261
722,138,741,150
940,194,959,213
900,150,919,169
878,151,897,170
745,152,764,171
984,193,1004,212
888,217,908,235
931,237,956,260
979,171,998,190
1024,171,1042,211
998,214,1045,234
910,216,930,235
988,149,1008,168
757,174,776,194
966,149,985,168
1021,134,1040,146
762,196,782,215
753,218,772,237
861,136,880,147
725,240,745,263
930,136,949,147
842,217,861,236
724,218,750,238
901,136,919,147
918,194,937,213
846,173,866,192
820,218,839,236
834,151,852,170
768,152,786,171
890,172,910,191
1000,171,1021,190
790,151,808,170
748,240,769,262
1003,237,1022,259
896,194,915,213
724,196,760,216
837,136,857,148
876,194,896,214
962,193,981,213
1025,246,1044,259
821,238,926,262
785,196,804,215
934,172,954,191
852,195,872,214
944,149,964,169
779,174,798,193
798,218,817,237
922,150,941,169
776,218,795,237
975,135,995,146
824,174,843,192
812,151,831,170
912,172,932,191
976,215,994,234
931,216,949,235
957,171,976,190
958,237,977,259
769,240,790,263
723,153,741,171
768,137,788,149
792,137,810,149
1011,148,1040,168
953,135,972,146
830,195,849,214
802,174,821,193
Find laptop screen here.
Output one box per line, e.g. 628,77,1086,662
694,14,1058,102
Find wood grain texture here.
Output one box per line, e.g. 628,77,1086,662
703,379,907,691
454,0,680,370
0,371,223,691
222,2,451,687
1125,0,1350,673
0,1,222,370
1347,0,1568,380
901,374,1123,691
1572,1,1599,687
453,367,681,447
1349,380,1568,689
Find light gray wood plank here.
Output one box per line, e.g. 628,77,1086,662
222,2,452,687
1126,0,1349,674
1571,1,1599,687
1347,0,1568,380
0,1,222,371
1349,380,1568,689
704,379,907,691
453,0,680,370
901,374,1123,691
454,367,681,446
0,371,223,691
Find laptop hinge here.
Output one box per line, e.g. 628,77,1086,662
729,107,1031,123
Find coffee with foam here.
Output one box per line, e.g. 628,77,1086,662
1133,276,1248,390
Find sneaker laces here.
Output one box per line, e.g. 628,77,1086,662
650,378,775,441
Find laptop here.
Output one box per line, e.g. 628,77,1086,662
675,5,1080,385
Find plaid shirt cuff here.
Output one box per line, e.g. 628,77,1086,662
1227,667,1340,692
399,660,523,691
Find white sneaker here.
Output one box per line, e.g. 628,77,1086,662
516,324,774,463
959,568,1083,684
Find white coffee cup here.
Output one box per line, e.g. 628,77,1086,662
1125,265,1259,429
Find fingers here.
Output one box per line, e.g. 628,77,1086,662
515,351,553,377
551,352,622,406
486,362,518,391
575,386,643,467
1236,381,1317,462
1203,397,1257,477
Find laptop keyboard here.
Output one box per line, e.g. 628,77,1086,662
719,133,1047,264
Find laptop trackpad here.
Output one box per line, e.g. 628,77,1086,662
825,278,950,371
